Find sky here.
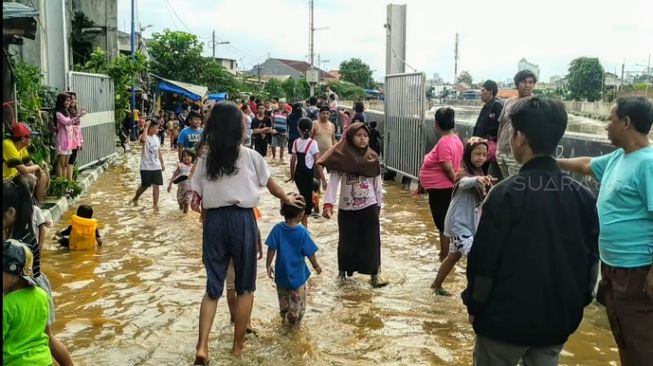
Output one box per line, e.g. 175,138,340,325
118,0,653,83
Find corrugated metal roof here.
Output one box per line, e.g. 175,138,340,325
2,2,39,19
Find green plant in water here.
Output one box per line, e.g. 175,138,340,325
48,176,83,199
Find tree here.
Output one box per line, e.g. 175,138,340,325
339,58,374,88
321,80,365,100
565,57,604,102
281,78,309,102
264,78,286,99
148,29,205,82
457,71,473,85
201,60,240,95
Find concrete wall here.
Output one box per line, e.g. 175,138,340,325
75,0,119,59
356,108,613,195
563,101,612,118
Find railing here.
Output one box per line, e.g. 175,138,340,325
68,71,116,169
382,72,426,180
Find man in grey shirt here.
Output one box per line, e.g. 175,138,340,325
495,70,537,179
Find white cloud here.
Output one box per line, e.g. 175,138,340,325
120,0,653,83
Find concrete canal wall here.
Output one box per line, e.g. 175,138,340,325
353,108,617,195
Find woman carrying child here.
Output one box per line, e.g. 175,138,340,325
318,122,388,287
168,148,195,213
431,138,495,295
289,117,327,227
190,102,302,363
265,193,322,327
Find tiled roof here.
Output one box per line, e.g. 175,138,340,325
274,58,335,79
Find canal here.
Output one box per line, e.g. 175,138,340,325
43,146,619,365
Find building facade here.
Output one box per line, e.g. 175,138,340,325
518,58,540,81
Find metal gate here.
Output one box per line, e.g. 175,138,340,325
383,72,426,180
68,71,116,169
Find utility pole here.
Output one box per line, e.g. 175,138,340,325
647,53,651,97
130,0,135,123
309,0,315,96
454,33,459,84
212,30,215,58
620,61,625,92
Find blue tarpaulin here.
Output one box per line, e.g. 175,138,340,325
151,74,208,102
207,92,228,101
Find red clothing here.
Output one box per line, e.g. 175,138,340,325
249,101,257,114
282,103,292,114
419,134,463,189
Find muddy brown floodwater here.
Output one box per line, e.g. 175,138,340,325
43,146,619,365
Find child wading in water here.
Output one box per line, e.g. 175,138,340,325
319,122,388,287
130,119,165,208
266,193,322,326
289,117,327,227
168,149,195,213
431,138,495,295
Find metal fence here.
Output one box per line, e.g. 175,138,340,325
383,72,426,180
68,71,116,169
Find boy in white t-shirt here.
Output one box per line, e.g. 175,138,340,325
130,119,166,209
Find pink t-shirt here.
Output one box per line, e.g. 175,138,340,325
419,134,463,189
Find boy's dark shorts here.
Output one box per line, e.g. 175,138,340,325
140,169,163,187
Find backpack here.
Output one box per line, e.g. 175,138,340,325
305,106,319,121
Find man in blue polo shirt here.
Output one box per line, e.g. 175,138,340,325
558,96,653,366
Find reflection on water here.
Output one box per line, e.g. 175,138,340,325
42,147,619,365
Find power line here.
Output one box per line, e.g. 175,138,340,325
163,0,193,33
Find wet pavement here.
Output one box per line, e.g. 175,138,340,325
43,146,620,365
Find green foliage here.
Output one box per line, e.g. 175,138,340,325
10,58,59,167
70,11,98,66
321,80,365,100
632,82,648,91
148,29,242,95
148,29,205,81
457,71,473,85
339,58,374,88
202,60,240,94
79,48,148,127
281,78,309,102
565,57,604,102
48,176,82,199
264,79,286,99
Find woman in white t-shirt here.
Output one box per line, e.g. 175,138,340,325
191,102,302,363
289,117,327,227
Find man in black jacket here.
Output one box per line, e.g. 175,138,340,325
462,96,599,366
473,79,503,176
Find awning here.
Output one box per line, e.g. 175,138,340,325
3,2,39,41
151,74,208,102
2,2,39,19
207,92,228,101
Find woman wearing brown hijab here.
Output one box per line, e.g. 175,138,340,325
318,122,388,287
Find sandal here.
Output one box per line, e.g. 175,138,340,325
370,275,389,288
434,288,452,296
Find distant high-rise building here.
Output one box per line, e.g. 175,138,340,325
432,73,443,84
518,58,540,81
549,75,562,83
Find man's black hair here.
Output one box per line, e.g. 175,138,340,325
370,121,378,128
482,80,499,97
354,101,365,113
77,204,94,219
510,96,567,155
514,70,538,86
309,96,318,106
188,110,201,120
319,105,331,113
614,96,653,134
273,97,279,102
435,107,455,130
249,95,256,101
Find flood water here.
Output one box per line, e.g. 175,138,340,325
43,146,620,365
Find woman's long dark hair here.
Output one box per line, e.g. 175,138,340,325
298,117,313,139
3,177,34,240
55,93,70,117
203,102,243,180
291,102,303,116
